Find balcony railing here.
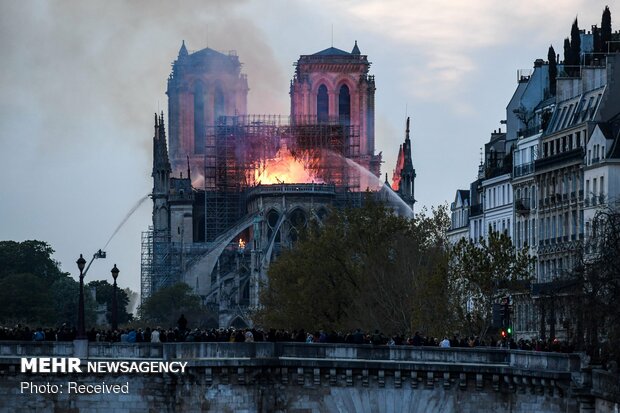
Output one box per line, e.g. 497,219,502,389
535,148,584,171
513,162,534,178
518,125,542,139
515,198,531,214
470,204,483,217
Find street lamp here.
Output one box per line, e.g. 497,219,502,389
76,254,87,339
111,264,119,331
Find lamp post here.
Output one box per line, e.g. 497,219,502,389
76,254,87,339
111,264,119,331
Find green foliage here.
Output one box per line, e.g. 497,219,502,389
601,6,612,53
256,200,455,337
571,208,620,361
49,276,98,327
0,240,66,282
0,273,55,324
138,282,205,327
449,231,533,337
88,280,133,325
563,38,573,70
570,18,581,66
0,240,100,327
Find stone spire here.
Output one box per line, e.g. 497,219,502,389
152,112,171,233
402,117,414,174
153,112,171,184
391,117,416,211
178,40,188,58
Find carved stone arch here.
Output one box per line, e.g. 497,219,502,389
316,84,329,122
287,207,308,243
229,316,248,329
310,77,336,95
334,75,356,93
266,208,281,241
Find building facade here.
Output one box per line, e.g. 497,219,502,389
448,24,620,341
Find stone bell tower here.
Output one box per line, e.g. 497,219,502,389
290,41,380,176
166,41,249,178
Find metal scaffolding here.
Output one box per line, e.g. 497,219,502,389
201,115,361,242
143,114,365,303
140,227,174,304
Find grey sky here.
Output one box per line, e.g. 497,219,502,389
0,0,611,295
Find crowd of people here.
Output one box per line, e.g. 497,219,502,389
0,318,574,353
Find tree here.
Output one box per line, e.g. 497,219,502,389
601,6,612,53
570,17,581,67
49,276,98,327
563,37,572,68
0,240,98,326
568,207,620,362
256,200,455,337
88,280,134,326
0,273,55,324
139,282,205,327
449,231,533,337
0,240,66,282
548,45,557,96
592,26,602,55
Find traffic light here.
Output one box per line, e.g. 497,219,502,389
492,303,503,328
507,326,512,336
500,329,507,338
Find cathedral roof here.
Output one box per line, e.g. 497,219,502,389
313,47,352,56
191,47,229,59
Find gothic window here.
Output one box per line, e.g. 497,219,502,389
288,208,307,243
338,84,350,125
194,82,206,154
317,84,329,123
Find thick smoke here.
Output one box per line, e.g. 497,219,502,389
0,1,288,293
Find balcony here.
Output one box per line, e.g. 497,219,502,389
470,204,483,217
513,162,534,178
515,198,531,215
518,125,542,139
535,147,584,172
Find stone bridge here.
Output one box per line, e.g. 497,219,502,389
0,341,618,412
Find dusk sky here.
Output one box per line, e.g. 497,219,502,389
0,0,613,297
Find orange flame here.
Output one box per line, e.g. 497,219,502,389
238,238,246,249
255,146,321,184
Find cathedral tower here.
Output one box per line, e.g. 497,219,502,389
152,112,171,233
166,41,249,177
392,117,416,211
290,41,380,175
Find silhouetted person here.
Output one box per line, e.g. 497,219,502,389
177,314,188,332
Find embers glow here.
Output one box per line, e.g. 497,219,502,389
254,146,321,185
238,238,246,249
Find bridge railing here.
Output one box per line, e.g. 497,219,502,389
0,341,582,373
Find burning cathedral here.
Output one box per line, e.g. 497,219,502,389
141,41,416,327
